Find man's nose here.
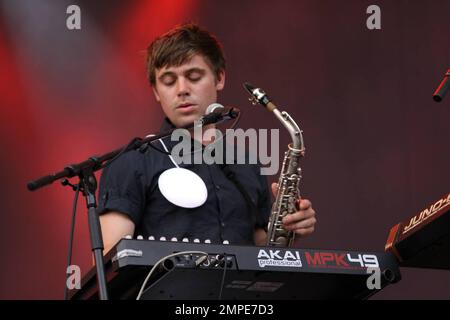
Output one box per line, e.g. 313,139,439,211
176,77,190,97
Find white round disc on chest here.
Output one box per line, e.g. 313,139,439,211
157,168,208,208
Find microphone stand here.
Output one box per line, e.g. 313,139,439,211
433,68,450,102
27,110,239,300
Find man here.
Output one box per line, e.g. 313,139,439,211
97,23,316,254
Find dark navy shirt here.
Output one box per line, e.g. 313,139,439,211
97,119,271,245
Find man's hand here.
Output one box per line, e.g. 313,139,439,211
271,183,317,238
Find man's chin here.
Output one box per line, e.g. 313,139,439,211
174,115,201,128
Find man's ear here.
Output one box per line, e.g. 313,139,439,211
152,86,160,102
216,71,225,91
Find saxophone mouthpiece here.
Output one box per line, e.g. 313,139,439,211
243,82,255,94
243,82,271,108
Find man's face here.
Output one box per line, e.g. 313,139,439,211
153,54,225,128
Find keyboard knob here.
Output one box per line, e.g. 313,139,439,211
193,239,200,243
204,239,211,244
160,236,167,241
171,237,178,242
125,235,132,239
148,236,155,241
222,240,230,245
137,235,144,240
182,238,189,242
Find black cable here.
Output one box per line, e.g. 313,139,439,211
63,183,80,300
218,253,228,300
99,117,219,168
100,137,143,170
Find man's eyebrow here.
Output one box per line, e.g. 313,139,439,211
184,67,206,75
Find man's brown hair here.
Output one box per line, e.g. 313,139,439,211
146,23,226,86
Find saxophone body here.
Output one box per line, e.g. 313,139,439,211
244,83,306,247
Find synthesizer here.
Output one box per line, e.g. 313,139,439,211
70,239,401,300
385,192,450,269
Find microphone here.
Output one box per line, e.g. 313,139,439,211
196,103,240,126
433,68,450,102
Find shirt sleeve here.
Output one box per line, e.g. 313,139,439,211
96,150,145,226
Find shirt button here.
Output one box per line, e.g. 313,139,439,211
215,185,221,191
221,222,226,227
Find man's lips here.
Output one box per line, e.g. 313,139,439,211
176,103,196,109
176,104,197,113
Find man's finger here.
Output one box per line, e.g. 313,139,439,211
282,209,316,225
284,217,317,231
296,199,312,211
295,226,315,237
271,183,278,197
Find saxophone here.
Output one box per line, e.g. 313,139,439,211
244,83,305,247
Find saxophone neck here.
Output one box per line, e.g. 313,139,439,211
244,82,305,155
273,109,305,154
